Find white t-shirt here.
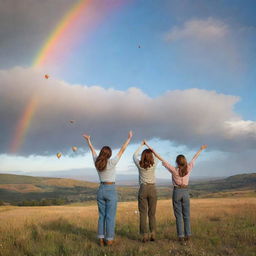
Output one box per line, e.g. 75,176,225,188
93,155,120,182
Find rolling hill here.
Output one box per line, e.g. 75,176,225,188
0,174,99,204
0,173,255,205
189,173,256,194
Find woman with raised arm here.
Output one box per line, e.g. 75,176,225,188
133,140,159,243
83,131,133,246
144,141,207,243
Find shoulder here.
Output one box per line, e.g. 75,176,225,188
108,155,120,167
162,161,176,172
93,154,98,163
153,155,159,165
188,159,195,169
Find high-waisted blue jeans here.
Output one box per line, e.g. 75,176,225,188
97,184,117,241
172,187,191,238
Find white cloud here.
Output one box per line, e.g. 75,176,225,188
194,149,256,177
0,67,255,156
165,18,229,42
226,120,256,137
164,18,245,87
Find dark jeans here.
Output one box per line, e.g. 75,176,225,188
172,187,191,238
138,184,157,234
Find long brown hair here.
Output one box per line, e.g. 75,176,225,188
139,149,154,169
176,154,188,177
95,146,112,172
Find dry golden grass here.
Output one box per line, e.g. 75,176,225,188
0,197,255,256
200,189,256,198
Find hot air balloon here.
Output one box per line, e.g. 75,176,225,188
45,74,49,79
56,152,62,159
69,120,75,124
72,146,78,152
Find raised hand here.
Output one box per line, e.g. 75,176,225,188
128,130,133,139
200,145,208,150
144,140,151,149
82,134,96,157
82,134,90,141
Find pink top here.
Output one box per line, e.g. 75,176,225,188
162,159,195,186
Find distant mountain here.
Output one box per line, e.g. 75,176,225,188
0,173,97,187
0,169,98,182
0,170,220,185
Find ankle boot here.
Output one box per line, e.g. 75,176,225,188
106,240,114,246
99,238,104,247
141,233,148,243
150,231,156,241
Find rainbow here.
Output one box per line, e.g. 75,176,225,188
34,0,92,67
10,95,38,153
10,0,124,153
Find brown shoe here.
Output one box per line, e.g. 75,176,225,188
106,240,114,246
184,236,191,245
99,238,104,247
178,237,185,245
141,234,148,243
150,232,156,241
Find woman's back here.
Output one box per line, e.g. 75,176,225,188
163,159,195,186
93,155,120,182
135,157,158,184
133,145,159,184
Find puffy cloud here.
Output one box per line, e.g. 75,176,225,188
0,67,255,155
194,149,256,177
165,18,229,42
164,18,246,87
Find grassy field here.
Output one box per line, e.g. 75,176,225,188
0,197,255,256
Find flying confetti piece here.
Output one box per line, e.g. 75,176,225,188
72,146,78,152
69,120,75,124
56,152,62,159
44,74,49,79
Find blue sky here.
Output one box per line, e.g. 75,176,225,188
53,0,256,118
0,0,255,180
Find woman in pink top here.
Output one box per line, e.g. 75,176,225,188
144,141,207,243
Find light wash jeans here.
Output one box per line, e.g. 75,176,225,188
172,187,191,238
97,184,117,241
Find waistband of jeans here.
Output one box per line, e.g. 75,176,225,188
100,182,115,185
174,185,188,189
141,183,155,186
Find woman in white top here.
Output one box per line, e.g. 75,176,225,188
83,131,133,246
133,140,159,242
